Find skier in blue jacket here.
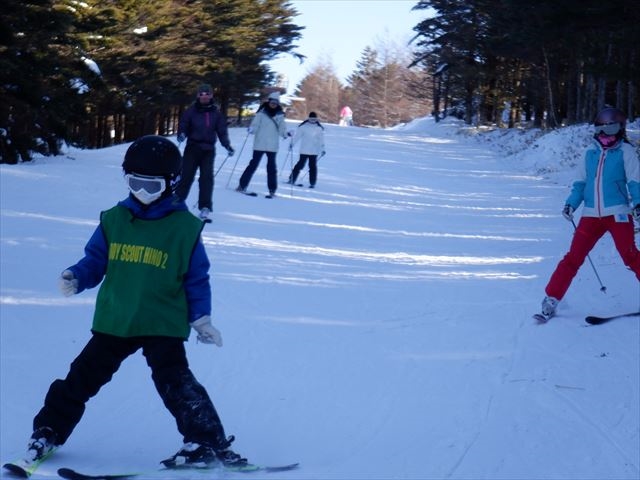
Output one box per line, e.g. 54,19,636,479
23,136,247,471
538,107,640,321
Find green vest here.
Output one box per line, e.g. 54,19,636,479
92,205,205,338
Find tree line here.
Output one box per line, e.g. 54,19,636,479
409,0,640,127
290,43,432,129
3,1,638,164
0,0,303,163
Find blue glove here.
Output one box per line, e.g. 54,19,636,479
177,133,186,143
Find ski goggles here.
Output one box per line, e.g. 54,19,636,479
125,173,166,195
594,122,621,136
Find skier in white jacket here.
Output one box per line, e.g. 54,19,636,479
236,92,288,197
286,112,325,188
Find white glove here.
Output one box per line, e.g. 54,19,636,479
59,269,78,297
562,205,574,221
192,316,222,346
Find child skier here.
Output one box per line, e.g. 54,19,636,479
286,111,326,188
537,107,640,321
23,135,247,469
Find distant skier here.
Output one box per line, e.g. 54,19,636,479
286,112,326,188
24,135,247,469
537,107,640,321
339,105,353,126
176,83,235,222
236,91,288,197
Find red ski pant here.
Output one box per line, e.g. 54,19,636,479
546,215,640,300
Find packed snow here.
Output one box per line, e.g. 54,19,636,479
1,116,639,479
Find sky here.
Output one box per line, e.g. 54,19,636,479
1,116,639,479
268,0,427,92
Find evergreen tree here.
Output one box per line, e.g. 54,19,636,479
1,0,304,158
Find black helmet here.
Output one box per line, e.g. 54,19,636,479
594,107,626,136
123,135,182,181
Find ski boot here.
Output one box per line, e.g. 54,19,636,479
27,427,58,461
162,436,247,469
534,296,559,323
161,442,217,468
199,207,212,222
215,436,248,467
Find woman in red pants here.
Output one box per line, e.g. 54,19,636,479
538,107,640,321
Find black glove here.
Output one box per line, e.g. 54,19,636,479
226,146,234,156
633,204,640,221
177,133,186,143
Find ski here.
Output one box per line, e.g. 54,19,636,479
239,191,258,197
57,462,299,479
532,313,552,323
3,449,57,478
58,468,136,480
585,311,640,325
3,462,34,479
165,462,299,473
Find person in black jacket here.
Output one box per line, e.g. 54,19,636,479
176,83,234,221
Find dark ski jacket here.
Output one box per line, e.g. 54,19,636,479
65,195,211,334
178,101,232,152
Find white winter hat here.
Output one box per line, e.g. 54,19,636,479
267,91,280,103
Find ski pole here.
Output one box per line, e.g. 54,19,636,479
287,146,295,196
571,218,606,293
214,153,231,178
280,140,293,172
225,131,250,188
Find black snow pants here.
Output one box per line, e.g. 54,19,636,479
175,143,215,211
238,150,278,193
33,332,227,449
289,154,318,186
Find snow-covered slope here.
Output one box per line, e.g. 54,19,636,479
1,117,638,479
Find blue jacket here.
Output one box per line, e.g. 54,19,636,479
566,139,640,217
66,195,211,323
178,101,231,152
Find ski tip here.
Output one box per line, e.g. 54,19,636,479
263,462,299,472
585,312,640,325
3,463,29,478
532,313,550,324
57,467,138,479
585,316,605,325
227,462,299,473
